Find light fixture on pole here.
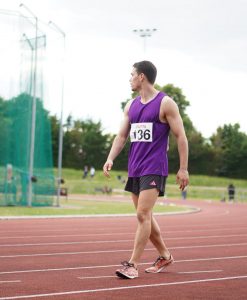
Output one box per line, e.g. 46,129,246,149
48,20,66,207
133,28,157,53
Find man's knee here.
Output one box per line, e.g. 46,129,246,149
136,210,151,223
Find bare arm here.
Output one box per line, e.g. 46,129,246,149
103,101,131,177
162,96,189,190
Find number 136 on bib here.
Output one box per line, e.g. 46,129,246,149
130,123,153,142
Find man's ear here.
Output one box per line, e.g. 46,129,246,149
140,73,145,82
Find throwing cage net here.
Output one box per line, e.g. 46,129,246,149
0,9,58,206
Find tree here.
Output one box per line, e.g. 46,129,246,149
155,84,189,117
105,134,130,170
62,118,110,170
210,124,247,178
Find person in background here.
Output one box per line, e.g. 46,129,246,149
90,166,96,178
228,183,235,202
181,186,187,200
83,165,88,179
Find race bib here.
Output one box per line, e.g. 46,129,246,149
130,122,153,142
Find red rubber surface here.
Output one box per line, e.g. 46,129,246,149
0,198,246,299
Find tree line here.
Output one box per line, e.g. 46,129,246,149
1,83,247,178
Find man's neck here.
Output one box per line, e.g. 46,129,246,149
139,87,158,103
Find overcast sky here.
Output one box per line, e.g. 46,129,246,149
1,0,247,138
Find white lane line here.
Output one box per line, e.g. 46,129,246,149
1,222,245,234
1,255,246,275
0,233,133,239
0,275,247,299
0,227,247,239
0,280,21,284
202,210,230,217
0,223,246,239
78,275,116,280
1,242,247,258
1,233,247,247
178,270,223,274
0,240,133,247
78,270,223,279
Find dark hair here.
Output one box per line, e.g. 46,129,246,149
133,60,157,84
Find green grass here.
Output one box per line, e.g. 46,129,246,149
0,199,190,216
58,169,247,201
1,168,246,216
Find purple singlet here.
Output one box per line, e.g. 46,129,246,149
128,91,170,177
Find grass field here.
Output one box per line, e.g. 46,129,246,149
59,168,247,201
0,168,246,216
0,198,192,216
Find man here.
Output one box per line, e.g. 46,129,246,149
228,183,235,201
103,60,189,279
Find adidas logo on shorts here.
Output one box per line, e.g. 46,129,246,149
149,180,157,186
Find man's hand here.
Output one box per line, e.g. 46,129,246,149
176,169,189,191
103,159,113,177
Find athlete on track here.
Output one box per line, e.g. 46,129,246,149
103,60,189,279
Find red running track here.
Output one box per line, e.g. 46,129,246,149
0,199,247,299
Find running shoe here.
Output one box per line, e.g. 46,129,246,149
145,254,174,273
116,261,138,279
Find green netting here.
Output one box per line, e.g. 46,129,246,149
0,11,55,206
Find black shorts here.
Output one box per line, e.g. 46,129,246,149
124,175,167,197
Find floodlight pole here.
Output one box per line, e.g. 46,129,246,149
133,28,157,53
20,3,38,207
22,33,34,96
48,21,66,207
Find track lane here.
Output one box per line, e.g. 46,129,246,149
0,199,246,299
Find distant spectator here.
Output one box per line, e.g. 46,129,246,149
102,185,112,194
228,183,235,201
6,164,13,183
181,186,187,200
83,165,88,179
117,175,126,184
90,166,96,178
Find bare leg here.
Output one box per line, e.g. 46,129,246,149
131,193,170,262
129,189,157,266
150,215,170,258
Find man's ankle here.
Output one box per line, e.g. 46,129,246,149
161,252,171,260
129,261,138,269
